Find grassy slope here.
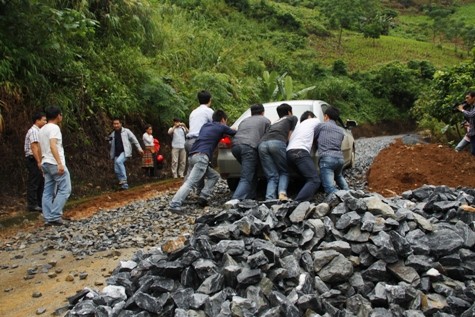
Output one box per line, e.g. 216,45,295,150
272,2,469,73
310,32,467,72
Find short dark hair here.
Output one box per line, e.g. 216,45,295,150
250,104,265,116
198,90,212,104
31,112,45,124
112,117,122,123
467,91,475,98
44,106,62,121
173,118,181,122
300,111,316,123
144,124,152,131
324,107,340,121
276,103,292,118
212,110,228,122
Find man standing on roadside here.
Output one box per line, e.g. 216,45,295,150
168,118,188,178
226,104,270,204
169,110,236,213
458,91,475,156
286,111,321,202
38,106,71,226
24,112,47,212
185,90,213,153
109,118,144,190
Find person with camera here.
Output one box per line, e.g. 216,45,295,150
457,91,475,156
168,118,188,178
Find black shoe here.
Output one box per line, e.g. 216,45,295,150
45,220,63,226
197,198,208,207
169,206,185,215
28,206,42,212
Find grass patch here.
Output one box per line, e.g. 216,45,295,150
452,2,475,25
311,32,469,72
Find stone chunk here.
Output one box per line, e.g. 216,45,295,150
318,254,353,283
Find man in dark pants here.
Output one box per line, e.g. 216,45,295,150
24,112,47,211
457,91,475,156
286,111,321,202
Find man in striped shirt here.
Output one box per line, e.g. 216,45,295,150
314,107,349,194
24,112,47,212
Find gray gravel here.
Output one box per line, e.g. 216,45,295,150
0,135,400,256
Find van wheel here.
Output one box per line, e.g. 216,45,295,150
226,178,239,192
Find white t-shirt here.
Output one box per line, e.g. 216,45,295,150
143,133,154,147
286,118,320,153
187,104,213,138
39,123,65,165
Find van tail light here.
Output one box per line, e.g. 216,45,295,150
218,135,232,149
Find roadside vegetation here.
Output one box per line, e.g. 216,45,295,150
0,0,474,197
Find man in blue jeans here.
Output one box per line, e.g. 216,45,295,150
109,118,144,189
169,110,236,213
314,107,349,194
286,111,321,202
226,104,270,204
38,106,71,226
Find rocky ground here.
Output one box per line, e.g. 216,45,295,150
0,135,474,317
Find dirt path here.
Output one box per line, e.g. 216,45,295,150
0,179,182,317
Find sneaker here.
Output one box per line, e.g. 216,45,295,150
279,193,289,202
169,206,185,214
121,183,129,190
45,220,64,226
197,198,208,207
224,199,240,208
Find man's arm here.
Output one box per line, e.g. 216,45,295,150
128,130,144,155
31,142,42,169
49,139,64,175
458,104,475,117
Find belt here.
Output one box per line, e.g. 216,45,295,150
190,152,207,157
186,136,197,140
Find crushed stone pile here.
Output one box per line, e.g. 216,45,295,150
67,185,475,317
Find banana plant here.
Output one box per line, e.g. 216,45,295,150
260,71,316,101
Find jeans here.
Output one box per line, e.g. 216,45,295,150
287,149,320,202
42,163,72,223
455,137,470,152
258,140,289,200
26,156,44,208
170,153,220,208
171,148,187,178
231,144,258,200
114,152,127,183
319,156,349,194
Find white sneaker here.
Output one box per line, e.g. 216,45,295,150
224,199,240,208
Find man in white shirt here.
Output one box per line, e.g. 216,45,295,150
38,106,71,226
286,111,321,202
24,112,47,211
185,90,213,153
